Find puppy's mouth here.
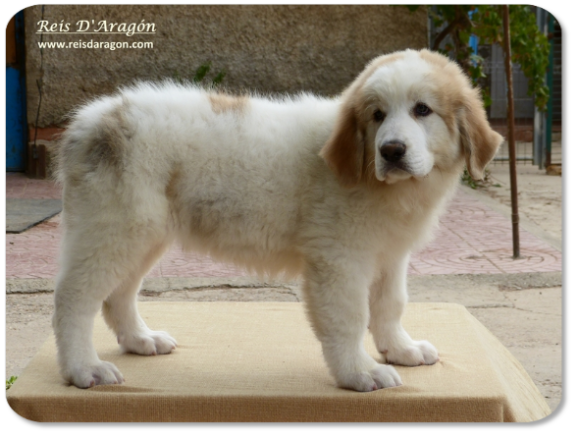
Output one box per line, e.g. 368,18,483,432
376,161,413,183
384,161,410,174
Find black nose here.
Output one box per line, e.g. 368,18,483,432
379,141,406,162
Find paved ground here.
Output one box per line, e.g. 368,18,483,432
5,167,563,413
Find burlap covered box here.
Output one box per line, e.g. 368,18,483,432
7,302,550,422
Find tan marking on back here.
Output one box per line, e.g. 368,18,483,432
208,93,248,114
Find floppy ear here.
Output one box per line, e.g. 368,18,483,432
319,103,364,187
459,92,504,181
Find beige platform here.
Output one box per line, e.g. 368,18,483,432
7,302,550,422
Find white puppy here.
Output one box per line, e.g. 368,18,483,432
53,49,502,391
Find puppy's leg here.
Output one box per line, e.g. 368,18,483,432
53,221,170,388
369,254,439,366
102,243,177,356
302,257,402,392
53,235,129,388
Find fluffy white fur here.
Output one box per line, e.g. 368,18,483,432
53,49,502,391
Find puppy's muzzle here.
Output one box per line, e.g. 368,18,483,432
379,141,406,163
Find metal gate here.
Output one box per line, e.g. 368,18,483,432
487,12,561,168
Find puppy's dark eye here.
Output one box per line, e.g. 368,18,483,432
414,103,432,117
373,109,385,122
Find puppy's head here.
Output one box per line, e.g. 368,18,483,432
320,49,503,187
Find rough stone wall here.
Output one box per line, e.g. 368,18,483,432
24,5,427,127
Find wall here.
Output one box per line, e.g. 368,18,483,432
24,4,427,128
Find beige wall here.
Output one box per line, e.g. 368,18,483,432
24,5,427,127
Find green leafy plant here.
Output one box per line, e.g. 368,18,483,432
174,62,226,88
6,376,17,390
409,5,551,110
461,167,478,189
460,167,492,190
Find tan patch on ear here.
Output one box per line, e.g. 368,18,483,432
208,93,248,114
319,104,364,188
460,90,503,180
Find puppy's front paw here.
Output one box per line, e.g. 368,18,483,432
384,340,438,366
338,364,402,392
64,360,124,388
118,329,177,356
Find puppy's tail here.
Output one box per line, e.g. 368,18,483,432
55,97,131,186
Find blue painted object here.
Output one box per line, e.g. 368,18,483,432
6,10,27,172
469,35,478,55
468,9,479,59
6,67,26,171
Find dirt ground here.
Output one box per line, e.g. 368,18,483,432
5,162,564,413
482,161,563,247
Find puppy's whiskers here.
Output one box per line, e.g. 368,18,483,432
365,157,376,176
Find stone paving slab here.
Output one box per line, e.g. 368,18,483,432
5,174,562,279
6,198,62,234
412,191,562,275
